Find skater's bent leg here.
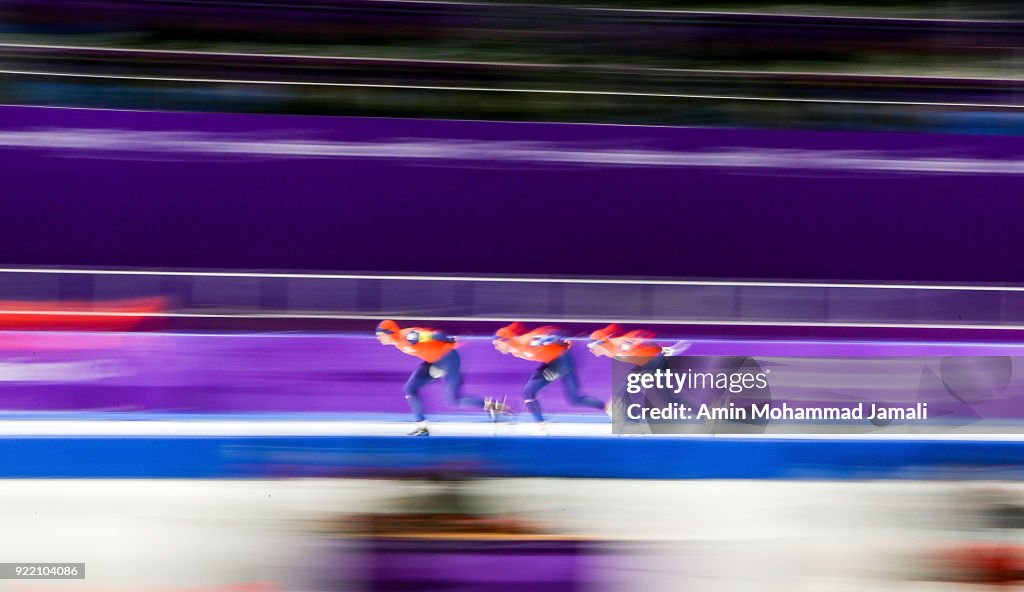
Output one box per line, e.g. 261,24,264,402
403,363,434,422
555,354,605,410
524,366,552,422
436,351,485,409
562,370,605,410
608,367,638,421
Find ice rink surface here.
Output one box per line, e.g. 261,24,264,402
3,416,1024,439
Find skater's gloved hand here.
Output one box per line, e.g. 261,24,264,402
661,341,692,356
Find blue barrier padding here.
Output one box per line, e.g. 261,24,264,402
0,436,1023,479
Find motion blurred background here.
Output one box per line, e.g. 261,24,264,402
5,0,1024,130
1,1,1024,591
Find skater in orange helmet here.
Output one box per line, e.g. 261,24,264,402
493,322,607,430
588,324,690,414
376,320,510,436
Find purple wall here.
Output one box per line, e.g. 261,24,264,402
1,106,1022,282
5,330,1024,419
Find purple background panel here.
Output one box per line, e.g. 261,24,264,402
3,330,1024,418
0,106,1022,282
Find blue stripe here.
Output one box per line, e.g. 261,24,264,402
0,436,1022,480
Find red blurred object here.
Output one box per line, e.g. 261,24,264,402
0,297,170,330
940,543,1024,585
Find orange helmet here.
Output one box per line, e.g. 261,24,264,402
376,319,400,336
493,322,526,342
587,323,621,357
589,324,621,343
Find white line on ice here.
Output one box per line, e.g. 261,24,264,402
0,419,1020,440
